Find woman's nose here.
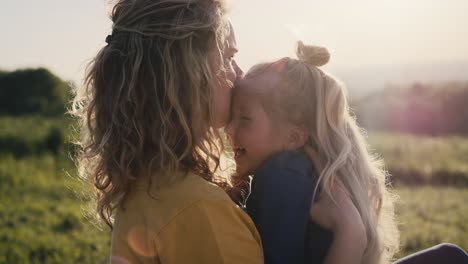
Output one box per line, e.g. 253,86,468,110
225,121,234,138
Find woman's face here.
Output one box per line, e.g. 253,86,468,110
211,22,243,129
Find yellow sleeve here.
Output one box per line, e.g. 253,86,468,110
155,197,264,264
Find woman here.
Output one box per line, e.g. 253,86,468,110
72,0,264,263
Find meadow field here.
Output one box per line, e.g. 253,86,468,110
0,117,467,263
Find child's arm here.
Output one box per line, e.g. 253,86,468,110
309,181,367,264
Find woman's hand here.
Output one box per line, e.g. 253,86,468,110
304,146,365,235
309,180,365,235
310,181,368,264
304,146,367,264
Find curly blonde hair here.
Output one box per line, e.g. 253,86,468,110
243,41,400,263
71,0,230,229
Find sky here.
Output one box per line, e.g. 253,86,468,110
1,0,468,86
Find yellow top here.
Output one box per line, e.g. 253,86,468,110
110,172,264,264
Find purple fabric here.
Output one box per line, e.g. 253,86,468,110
394,243,468,264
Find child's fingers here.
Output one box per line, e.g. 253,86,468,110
303,145,323,172
309,197,334,230
303,145,318,161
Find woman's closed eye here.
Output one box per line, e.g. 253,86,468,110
240,115,250,121
225,48,237,64
224,55,234,65
231,114,251,124
237,115,251,127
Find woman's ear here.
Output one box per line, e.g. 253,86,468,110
285,126,308,150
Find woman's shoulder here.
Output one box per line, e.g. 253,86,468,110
131,172,231,202
153,176,263,262
115,173,238,231
112,173,263,262
175,173,234,203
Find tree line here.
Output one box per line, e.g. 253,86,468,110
1,67,467,159
0,68,70,116
353,81,468,136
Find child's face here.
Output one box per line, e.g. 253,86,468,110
226,79,287,176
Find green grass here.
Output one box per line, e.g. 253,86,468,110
1,155,465,262
0,155,110,264
368,133,468,186
0,118,467,263
395,187,468,258
0,116,75,157
368,133,468,256
0,116,73,141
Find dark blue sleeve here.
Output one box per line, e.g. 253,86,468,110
246,151,318,264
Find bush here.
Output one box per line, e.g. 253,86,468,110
0,68,70,116
0,116,72,157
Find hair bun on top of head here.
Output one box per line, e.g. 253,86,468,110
296,40,330,67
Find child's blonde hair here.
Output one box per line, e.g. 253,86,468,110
244,41,399,263
71,0,231,229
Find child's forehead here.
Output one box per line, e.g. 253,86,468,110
237,71,281,93
232,71,281,110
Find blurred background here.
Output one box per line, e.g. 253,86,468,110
0,0,467,263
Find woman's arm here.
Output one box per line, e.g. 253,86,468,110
305,146,367,264
309,181,367,264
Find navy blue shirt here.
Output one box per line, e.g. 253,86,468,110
246,150,333,264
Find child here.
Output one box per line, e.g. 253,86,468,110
226,41,399,264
